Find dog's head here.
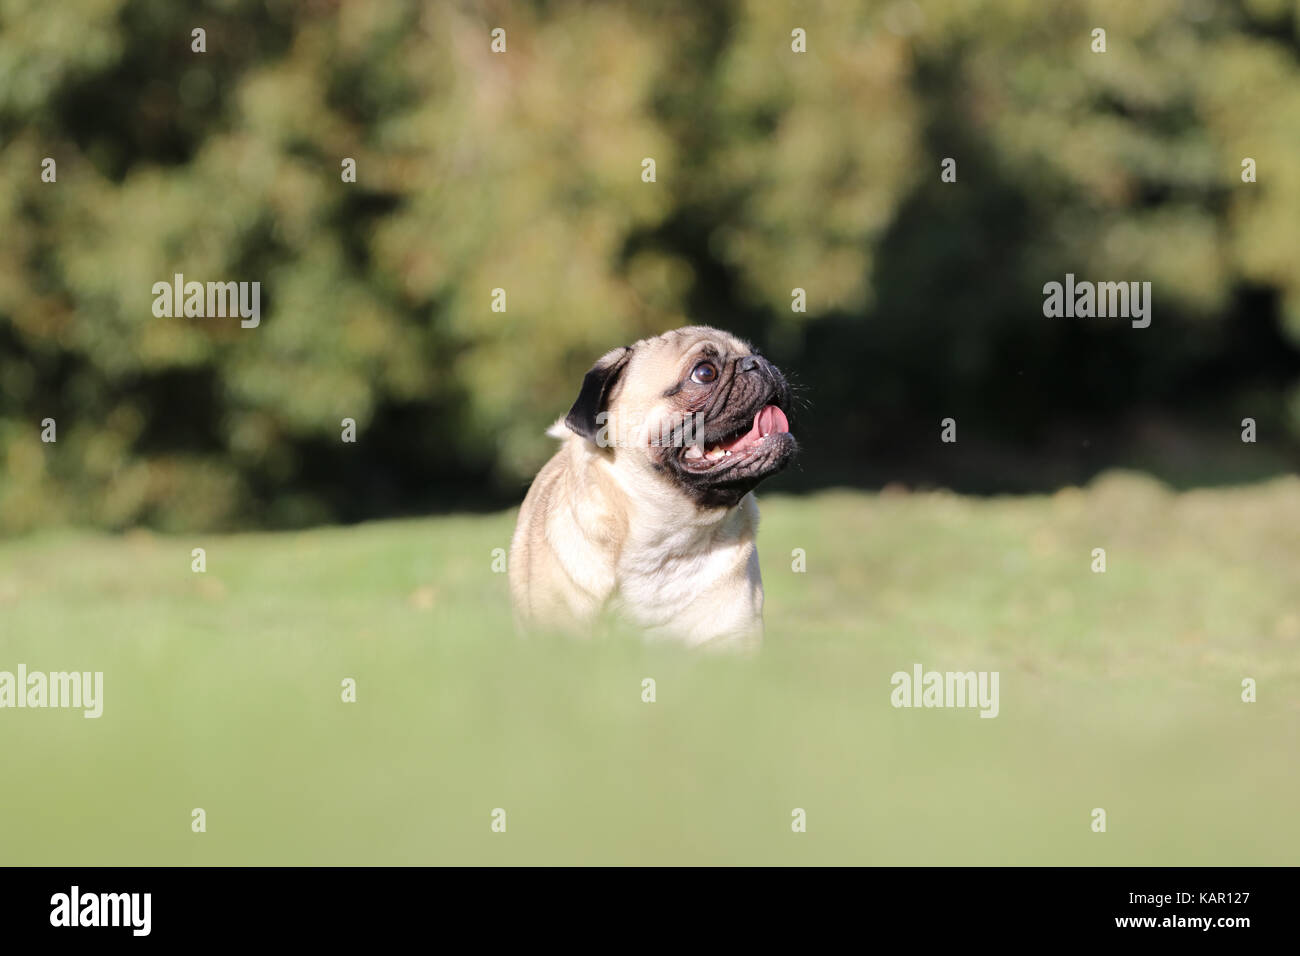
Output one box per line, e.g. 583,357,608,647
563,326,797,508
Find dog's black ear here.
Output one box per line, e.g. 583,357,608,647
565,346,632,442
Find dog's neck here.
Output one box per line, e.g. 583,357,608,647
592,442,751,552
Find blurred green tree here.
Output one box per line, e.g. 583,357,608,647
1,0,1297,532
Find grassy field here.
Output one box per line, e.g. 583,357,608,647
1,471,1297,865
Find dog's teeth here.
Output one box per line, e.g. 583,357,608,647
705,448,725,461
684,445,704,460
724,451,732,456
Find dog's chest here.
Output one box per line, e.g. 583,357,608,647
612,513,760,634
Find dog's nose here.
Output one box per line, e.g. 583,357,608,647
738,356,759,372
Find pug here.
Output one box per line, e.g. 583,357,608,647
508,326,796,648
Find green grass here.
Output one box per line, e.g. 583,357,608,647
1,471,1297,865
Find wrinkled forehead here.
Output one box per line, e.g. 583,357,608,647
634,327,753,369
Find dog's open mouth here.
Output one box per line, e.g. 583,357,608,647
679,404,791,472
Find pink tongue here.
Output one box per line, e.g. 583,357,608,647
719,405,790,452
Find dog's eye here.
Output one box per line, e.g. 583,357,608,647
690,361,718,384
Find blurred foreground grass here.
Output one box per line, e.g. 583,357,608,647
1,472,1297,865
